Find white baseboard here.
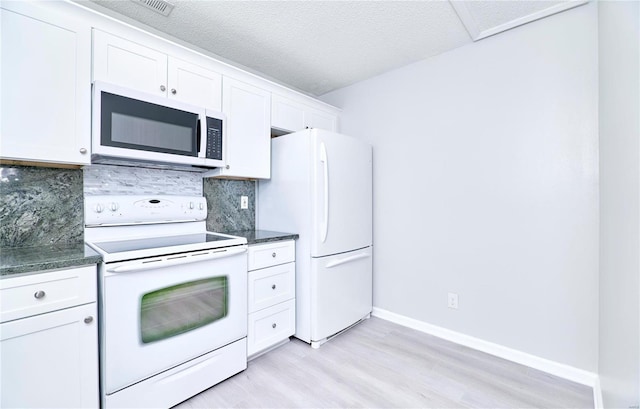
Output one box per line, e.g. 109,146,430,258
592,377,603,409
372,307,599,389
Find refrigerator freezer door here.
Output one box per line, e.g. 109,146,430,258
310,247,373,342
311,130,372,258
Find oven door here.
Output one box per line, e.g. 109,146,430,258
100,246,247,395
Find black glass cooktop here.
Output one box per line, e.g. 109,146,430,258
93,233,234,254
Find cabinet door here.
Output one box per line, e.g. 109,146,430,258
305,107,338,132
93,29,168,97
167,57,222,111
219,77,271,179
271,94,305,133
0,303,99,408
247,299,295,358
0,5,91,165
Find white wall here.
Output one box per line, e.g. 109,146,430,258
598,1,640,407
322,2,599,371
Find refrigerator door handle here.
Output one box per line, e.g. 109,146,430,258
325,252,371,268
320,142,329,243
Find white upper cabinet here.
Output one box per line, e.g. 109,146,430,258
305,107,338,132
93,29,167,97
93,30,222,111
272,94,306,132
271,93,339,134
0,3,91,165
168,58,222,111
207,77,271,179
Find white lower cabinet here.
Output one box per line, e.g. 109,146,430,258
247,241,295,358
247,299,295,357
0,266,98,408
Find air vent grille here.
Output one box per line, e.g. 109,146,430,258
132,0,174,16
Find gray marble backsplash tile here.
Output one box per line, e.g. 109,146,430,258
84,164,202,196
0,166,84,247
204,178,255,232
0,164,255,250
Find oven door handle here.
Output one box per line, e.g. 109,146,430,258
106,246,247,273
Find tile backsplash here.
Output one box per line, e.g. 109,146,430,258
84,164,202,196
0,165,84,247
0,164,255,249
84,164,256,231
204,178,255,232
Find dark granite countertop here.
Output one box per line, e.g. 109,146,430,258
224,230,299,245
0,243,102,278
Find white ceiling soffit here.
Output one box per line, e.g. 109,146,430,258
80,0,586,96
451,0,588,41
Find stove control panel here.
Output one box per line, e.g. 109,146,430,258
84,195,207,226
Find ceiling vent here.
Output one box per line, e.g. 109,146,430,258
131,0,174,16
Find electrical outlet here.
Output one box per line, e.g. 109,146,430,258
448,292,459,309
240,196,248,209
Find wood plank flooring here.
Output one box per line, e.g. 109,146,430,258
173,317,594,408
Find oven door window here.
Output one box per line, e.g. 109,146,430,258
140,277,227,344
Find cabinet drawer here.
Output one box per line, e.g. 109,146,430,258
248,262,294,313
248,240,295,271
0,266,97,323
247,299,295,357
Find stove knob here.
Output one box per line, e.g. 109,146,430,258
110,202,119,212
199,203,205,210
189,202,195,210
94,204,104,213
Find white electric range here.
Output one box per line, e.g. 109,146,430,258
84,195,248,409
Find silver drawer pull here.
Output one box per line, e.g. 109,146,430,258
271,284,276,290
84,316,94,324
272,323,277,329
272,252,276,258
34,290,46,299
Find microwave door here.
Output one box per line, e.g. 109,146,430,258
92,81,207,167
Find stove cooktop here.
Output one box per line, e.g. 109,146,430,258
88,232,247,263
84,195,248,262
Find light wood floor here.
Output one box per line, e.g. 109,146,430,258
173,317,594,408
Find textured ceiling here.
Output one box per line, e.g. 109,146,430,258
77,0,584,96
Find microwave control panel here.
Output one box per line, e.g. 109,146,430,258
206,117,223,160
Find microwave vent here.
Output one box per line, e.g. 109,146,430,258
132,0,174,16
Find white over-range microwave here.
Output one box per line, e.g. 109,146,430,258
92,81,226,169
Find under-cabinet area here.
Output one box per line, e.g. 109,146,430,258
0,266,99,409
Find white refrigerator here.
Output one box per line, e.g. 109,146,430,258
258,128,373,347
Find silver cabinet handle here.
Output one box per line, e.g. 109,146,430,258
272,252,276,258
34,290,45,299
272,323,277,329
84,316,94,324
271,284,276,290
225,165,230,170
160,85,166,92
79,148,87,154
171,88,177,95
